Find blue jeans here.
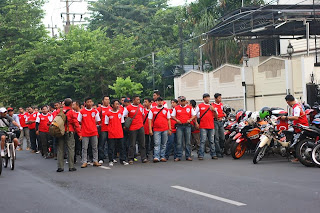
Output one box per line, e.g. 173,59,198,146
165,133,176,159
153,131,168,159
199,128,216,157
99,131,108,161
176,125,192,159
214,120,224,155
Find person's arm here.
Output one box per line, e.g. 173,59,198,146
167,111,172,135
95,111,101,123
72,112,82,139
187,108,197,123
105,114,109,125
281,107,299,121
171,108,181,124
148,110,153,136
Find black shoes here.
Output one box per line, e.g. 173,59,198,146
69,168,77,172
56,168,64,172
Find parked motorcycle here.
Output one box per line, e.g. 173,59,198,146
231,111,267,159
224,119,238,155
253,116,293,164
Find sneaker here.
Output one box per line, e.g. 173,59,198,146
81,163,87,168
18,147,23,151
134,158,138,162
1,150,4,157
128,160,134,165
93,161,101,167
212,156,218,160
109,162,114,167
113,159,118,163
66,160,68,164
121,161,129,166
26,147,30,151
160,158,167,162
153,158,160,163
198,157,204,160
99,160,104,164
36,151,40,154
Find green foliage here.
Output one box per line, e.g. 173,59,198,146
109,77,143,98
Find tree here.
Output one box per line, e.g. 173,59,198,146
0,0,47,107
109,77,143,98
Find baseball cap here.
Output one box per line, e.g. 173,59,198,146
7,107,13,111
180,96,186,101
203,93,210,98
0,107,7,113
124,98,131,103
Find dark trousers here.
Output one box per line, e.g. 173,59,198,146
128,127,146,161
145,135,150,157
74,133,81,162
39,132,49,156
29,129,37,151
108,138,126,162
98,131,108,161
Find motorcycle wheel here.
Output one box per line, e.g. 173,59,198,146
253,145,267,164
311,143,320,168
231,142,246,159
224,138,233,155
296,138,315,167
9,144,15,170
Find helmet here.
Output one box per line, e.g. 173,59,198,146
0,107,7,113
315,114,320,119
259,107,271,120
243,111,252,121
223,105,231,114
312,118,320,125
236,111,244,123
248,111,260,125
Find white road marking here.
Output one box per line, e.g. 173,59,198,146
100,166,111,170
86,163,110,169
171,185,247,207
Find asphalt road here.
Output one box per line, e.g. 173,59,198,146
1,150,319,213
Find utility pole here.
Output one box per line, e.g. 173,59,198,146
65,0,70,33
152,52,155,90
46,16,58,37
60,0,87,34
179,23,184,71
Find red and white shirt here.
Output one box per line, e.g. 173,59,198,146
123,104,144,131
36,113,53,132
169,109,177,133
152,101,168,108
292,103,309,128
195,103,215,129
105,110,124,139
26,112,38,130
172,105,196,124
98,105,111,132
78,108,100,137
18,112,28,128
213,102,224,119
148,107,171,132
143,108,151,135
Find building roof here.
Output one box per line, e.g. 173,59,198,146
208,4,320,39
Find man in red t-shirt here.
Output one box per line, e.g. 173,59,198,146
18,107,31,150
143,97,152,158
72,101,82,162
152,91,168,108
123,95,148,164
148,97,171,162
195,93,219,160
36,106,53,158
97,95,111,164
165,99,178,160
78,97,101,168
281,95,309,162
212,93,225,157
172,96,196,161
105,99,129,166
26,107,39,153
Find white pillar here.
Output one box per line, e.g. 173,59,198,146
204,72,209,93
301,56,307,103
241,66,246,110
285,59,293,95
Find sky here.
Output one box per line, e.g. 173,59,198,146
42,0,197,36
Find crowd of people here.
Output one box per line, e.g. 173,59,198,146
0,91,228,172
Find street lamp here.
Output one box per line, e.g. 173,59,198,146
287,42,294,59
243,54,249,67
